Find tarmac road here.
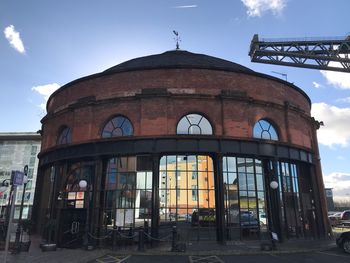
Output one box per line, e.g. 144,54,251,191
93,248,349,263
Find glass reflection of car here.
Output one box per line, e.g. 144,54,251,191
240,211,259,229
259,212,267,226
328,212,342,226
191,208,215,226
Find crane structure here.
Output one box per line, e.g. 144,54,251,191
249,34,350,73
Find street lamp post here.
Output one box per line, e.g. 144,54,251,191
79,179,91,250
15,165,28,253
269,179,279,248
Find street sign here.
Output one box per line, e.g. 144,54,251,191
11,170,25,186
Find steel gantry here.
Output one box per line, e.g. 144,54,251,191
249,34,350,73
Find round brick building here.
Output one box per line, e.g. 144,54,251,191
34,50,329,248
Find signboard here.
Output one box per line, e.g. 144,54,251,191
11,170,24,186
76,192,85,200
68,192,76,200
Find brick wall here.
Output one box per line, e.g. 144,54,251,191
41,68,313,151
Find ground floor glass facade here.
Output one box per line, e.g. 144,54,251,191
36,153,318,247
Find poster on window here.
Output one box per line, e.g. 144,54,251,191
76,192,85,200
68,192,76,200
75,200,84,208
116,209,125,227
125,209,134,225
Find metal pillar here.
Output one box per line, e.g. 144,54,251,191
151,154,160,241
213,153,225,244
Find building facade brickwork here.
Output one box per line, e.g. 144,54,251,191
34,50,329,248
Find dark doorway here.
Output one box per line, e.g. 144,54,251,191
58,209,86,248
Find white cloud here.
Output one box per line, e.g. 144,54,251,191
4,25,25,54
311,102,350,147
241,0,286,17
323,172,350,199
321,70,350,89
32,83,60,110
173,5,197,8
312,81,322,89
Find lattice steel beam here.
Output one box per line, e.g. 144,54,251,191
249,34,350,73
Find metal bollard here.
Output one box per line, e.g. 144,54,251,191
112,226,117,251
128,227,133,246
138,227,145,251
171,226,177,252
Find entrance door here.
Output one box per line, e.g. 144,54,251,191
58,209,87,248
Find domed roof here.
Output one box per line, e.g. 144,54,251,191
104,50,254,74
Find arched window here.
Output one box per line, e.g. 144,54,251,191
177,113,213,135
253,119,278,141
102,115,133,138
57,126,71,145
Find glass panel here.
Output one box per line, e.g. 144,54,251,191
111,116,124,128
246,158,254,173
227,157,236,172
146,172,152,189
261,131,271,140
237,158,245,173
238,173,247,190
177,114,212,135
176,156,187,170
255,160,262,174
189,125,201,135
158,155,215,241
227,173,237,185
57,126,71,145
256,174,264,191
199,118,213,135
177,118,190,134
187,156,197,170
253,119,278,141
102,116,133,137
186,114,202,125
247,174,255,190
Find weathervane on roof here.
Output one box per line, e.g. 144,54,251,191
173,30,181,50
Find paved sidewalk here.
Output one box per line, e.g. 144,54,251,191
0,235,336,263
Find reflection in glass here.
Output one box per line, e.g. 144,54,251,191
102,115,133,138
159,155,216,241
57,126,71,145
176,113,213,135
104,156,152,229
253,119,278,141
223,157,268,240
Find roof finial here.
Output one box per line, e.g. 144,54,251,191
173,30,181,50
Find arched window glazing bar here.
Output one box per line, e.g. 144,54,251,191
177,114,213,135
57,126,71,145
102,115,133,138
253,119,278,141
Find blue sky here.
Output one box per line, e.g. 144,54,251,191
1,0,349,199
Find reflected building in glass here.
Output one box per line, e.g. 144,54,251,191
33,50,330,247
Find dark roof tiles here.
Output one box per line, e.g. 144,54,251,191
104,50,254,74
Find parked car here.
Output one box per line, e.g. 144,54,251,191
328,212,342,226
259,212,267,226
336,231,350,254
339,210,350,225
240,211,259,229
192,208,215,226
